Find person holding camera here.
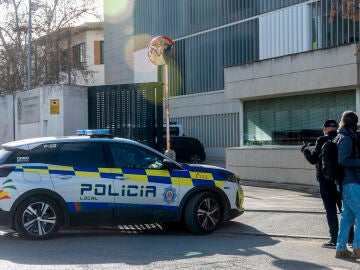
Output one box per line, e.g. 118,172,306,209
301,119,343,248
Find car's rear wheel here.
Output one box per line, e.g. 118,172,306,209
14,196,61,240
190,154,201,164
184,192,222,234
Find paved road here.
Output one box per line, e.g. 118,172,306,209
0,185,358,270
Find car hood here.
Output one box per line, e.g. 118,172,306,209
182,164,233,175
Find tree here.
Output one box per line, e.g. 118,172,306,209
329,0,360,22
0,0,101,94
329,0,360,54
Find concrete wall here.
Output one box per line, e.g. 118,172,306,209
0,95,14,145
170,90,240,158
104,0,135,84
134,48,157,83
226,147,317,186
15,88,42,139
225,44,359,100
170,90,239,116
14,85,87,140
63,87,88,135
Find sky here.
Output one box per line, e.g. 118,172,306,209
0,0,104,25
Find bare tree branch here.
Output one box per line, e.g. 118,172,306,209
0,0,101,93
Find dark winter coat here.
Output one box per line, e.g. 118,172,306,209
337,127,360,185
303,130,337,182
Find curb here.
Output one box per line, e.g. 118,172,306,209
215,231,329,240
240,179,319,193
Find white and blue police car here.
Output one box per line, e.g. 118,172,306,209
0,130,244,239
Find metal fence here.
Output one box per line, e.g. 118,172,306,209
88,83,163,150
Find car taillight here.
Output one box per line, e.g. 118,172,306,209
0,166,15,177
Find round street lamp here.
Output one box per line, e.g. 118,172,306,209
147,36,175,159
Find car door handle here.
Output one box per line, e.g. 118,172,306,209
56,175,73,180
115,176,129,180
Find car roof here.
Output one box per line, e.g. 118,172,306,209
2,136,141,150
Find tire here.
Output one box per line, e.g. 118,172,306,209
184,192,222,234
14,196,62,240
190,154,201,164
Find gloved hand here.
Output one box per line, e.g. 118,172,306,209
301,144,306,152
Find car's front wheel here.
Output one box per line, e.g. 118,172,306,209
184,192,222,234
14,196,61,240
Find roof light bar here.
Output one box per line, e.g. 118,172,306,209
76,129,110,136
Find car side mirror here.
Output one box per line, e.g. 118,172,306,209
163,159,180,170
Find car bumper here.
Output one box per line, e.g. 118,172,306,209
0,209,12,227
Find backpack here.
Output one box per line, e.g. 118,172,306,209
321,133,357,186
321,136,343,185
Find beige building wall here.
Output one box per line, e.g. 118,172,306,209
58,27,105,86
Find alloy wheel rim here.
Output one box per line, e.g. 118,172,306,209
197,197,220,230
22,202,56,236
191,154,201,164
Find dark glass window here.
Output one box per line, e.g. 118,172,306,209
55,142,106,167
5,144,59,164
100,41,104,64
60,49,70,71
243,90,356,146
72,42,86,69
109,143,164,169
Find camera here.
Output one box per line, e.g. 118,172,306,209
301,141,307,152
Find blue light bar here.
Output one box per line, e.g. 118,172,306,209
76,129,110,136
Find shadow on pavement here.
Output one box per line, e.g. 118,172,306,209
0,222,340,269
0,223,277,266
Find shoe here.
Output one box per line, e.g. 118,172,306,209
352,249,360,259
335,250,352,258
322,242,336,249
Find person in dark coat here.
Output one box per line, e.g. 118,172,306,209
335,111,360,258
301,119,349,248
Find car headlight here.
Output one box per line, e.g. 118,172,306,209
224,174,241,184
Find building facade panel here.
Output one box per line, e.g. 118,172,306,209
225,44,359,101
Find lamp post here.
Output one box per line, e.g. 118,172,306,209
27,0,32,89
147,36,175,158
27,0,53,89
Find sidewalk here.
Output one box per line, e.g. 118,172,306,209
204,157,319,193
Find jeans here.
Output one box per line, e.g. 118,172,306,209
319,180,341,242
336,183,360,251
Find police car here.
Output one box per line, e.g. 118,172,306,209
0,130,244,239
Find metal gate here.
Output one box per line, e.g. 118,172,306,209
88,83,163,150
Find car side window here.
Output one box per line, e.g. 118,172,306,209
5,144,58,164
54,142,106,168
109,143,164,169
